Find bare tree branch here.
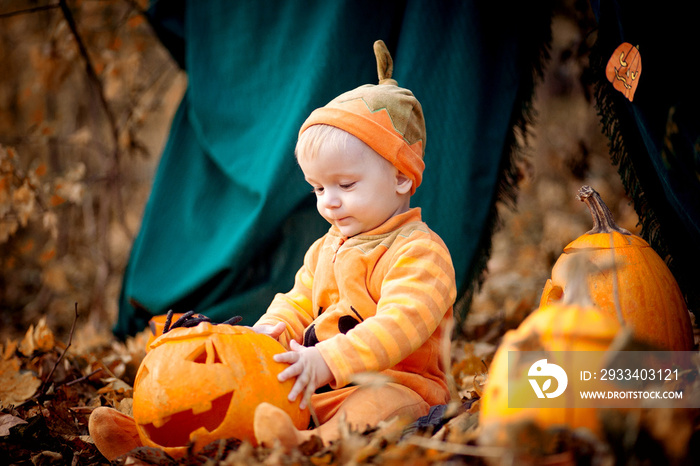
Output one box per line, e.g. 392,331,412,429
58,0,120,162
40,302,79,394
0,3,60,19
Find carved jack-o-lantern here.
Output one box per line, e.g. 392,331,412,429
605,42,642,101
132,322,309,457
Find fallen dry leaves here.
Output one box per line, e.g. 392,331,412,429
0,355,41,410
1,311,698,465
0,309,143,465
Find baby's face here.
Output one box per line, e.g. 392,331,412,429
299,137,411,238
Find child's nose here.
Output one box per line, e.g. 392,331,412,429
320,190,341,209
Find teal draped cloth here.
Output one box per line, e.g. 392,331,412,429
115,0,552,338
590,0,700,316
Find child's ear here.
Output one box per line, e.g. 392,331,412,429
395,172,413,194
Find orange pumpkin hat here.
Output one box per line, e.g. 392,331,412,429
300,40,426,194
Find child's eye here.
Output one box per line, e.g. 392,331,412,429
340,182,356,189
311,186,324,194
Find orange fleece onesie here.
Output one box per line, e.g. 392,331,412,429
254,207,456,422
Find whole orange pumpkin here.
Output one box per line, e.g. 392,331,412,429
480,257,623,447
132,322,309,457
540,185,694,351
145,312,185,349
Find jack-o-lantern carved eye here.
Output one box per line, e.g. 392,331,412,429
188,339,223,364
133,366,149,387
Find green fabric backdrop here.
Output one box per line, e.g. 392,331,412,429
590,0,700,317
115,0,553,338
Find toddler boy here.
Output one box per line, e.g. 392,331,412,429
251,40,456,449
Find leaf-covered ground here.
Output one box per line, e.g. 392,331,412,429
2,305,698,465
2,1,699,464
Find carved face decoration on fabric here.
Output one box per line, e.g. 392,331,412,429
605,42,642,102
132,323,309,457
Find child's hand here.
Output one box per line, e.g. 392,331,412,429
274,340,333,409
251,322,286,340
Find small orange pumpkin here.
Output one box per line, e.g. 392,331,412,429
541,185,694,351
480,257,623,446
145,312,185,349
132,322,309,457
605,42,641,101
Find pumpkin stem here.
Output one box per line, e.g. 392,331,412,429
577,185,631,235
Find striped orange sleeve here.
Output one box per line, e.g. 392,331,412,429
317,236,456,388
254,238,322,348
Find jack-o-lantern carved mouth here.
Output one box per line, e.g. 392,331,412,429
140,391,234,447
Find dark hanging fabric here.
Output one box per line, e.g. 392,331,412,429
589,0,700,316
114,0,554,338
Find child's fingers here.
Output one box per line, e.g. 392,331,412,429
277,358,302,382
269,322,286,339
251,322,285,339
273,350,299,363
288,369,310,402
289,339,303,351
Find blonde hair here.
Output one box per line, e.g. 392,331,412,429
295,124,354,164
295,124,398,179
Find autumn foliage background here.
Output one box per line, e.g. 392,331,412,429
0,0,637,356
1,0,186,345
2,0,694,464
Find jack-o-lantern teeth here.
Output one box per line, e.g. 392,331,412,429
192,399,215,415
152,415,171,429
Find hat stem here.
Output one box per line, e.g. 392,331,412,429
374,40,398,85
